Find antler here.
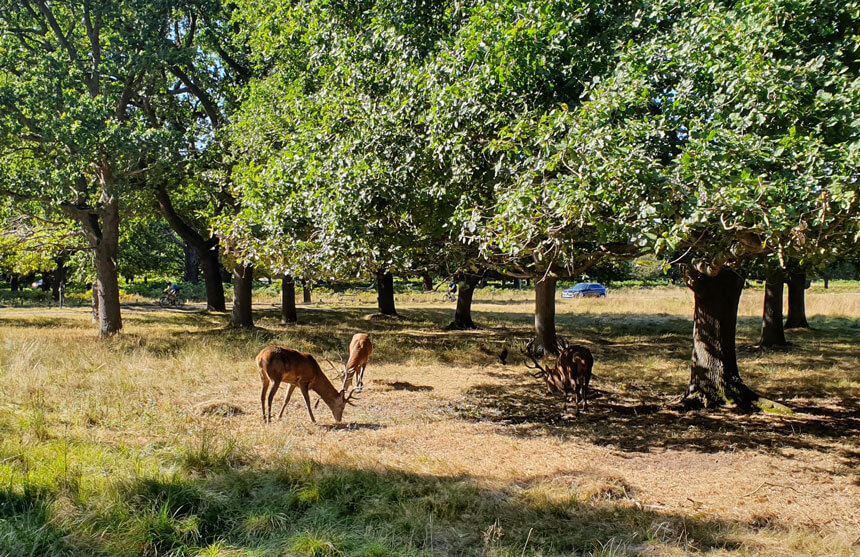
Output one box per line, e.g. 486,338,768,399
522,338,550,378
345,389,360,406
557,336,570,352
323,357,341,376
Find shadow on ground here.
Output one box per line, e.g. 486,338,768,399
1,455,754,556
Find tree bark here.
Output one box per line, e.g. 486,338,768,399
10,274,19,292
785,269,810,329
92,199,123,337
230,263,254,328
759,268,788,347
447,274,482,330
686,268,785,412
422,273,433,292
376,269,397,315
91,280,99,323
64,194,123,337
301,278,312,304
183,242,200,283
51,256,66,302
534,276,558,355
281,274,297,324
155,183,225,311
198,249,226,311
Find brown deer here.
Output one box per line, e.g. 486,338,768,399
340,333,373,392
256,346,357,424
523,338,594,416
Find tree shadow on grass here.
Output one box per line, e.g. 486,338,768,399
1,456,765,556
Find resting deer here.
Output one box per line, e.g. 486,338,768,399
523,338,594,416
340,333,373,392
256,346,357,424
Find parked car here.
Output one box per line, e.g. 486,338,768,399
561,282,607,298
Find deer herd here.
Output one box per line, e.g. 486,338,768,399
256,332,593,424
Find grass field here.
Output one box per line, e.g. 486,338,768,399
1,286,858,556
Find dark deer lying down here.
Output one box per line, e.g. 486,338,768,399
524,338,594,416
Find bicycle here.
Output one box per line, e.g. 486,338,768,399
159,293,182,307
441,291,457,302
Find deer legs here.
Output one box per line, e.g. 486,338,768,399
277,384,296,420
299,383,316,423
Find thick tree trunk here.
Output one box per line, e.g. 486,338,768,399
301,279,312,304
759,269,788,347
65,192,123,337
199,249,226,311
447,274,481,330
92,200,123,337
514,278,522,290
686,268,785,412
376,269,397,315
183,242,200,284
10,274,19,292
51,257,66,302
281,274,297,324
155,183,225,311
230,264,254,328
422,273,433,292
534,276,558,355
785,269,810,329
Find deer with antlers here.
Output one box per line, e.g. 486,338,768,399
340,333,373,392
256,346,358,424
523,338,594,416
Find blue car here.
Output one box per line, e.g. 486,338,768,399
561,282,607,299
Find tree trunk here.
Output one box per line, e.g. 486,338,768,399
534,276,558,355
92,200,123,337
686,268,784,411
9,274,19,291
281,274,297,324
155,183,225,311
301,279,312,304
40,273,52,292
91,280,99,323
785,269,810,329
199,249,226,311
183,242,200,283
514,278,522,290
759,268,787,347
824,277,829,289
422,273,433,292
376,269,397,315
51,257,67,302
447,274,481,330
230,263,254,328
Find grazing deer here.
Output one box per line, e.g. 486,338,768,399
523,338,594,416
340,333,373,392
256,346,357,424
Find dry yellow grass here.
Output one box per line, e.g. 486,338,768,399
1,286,858,555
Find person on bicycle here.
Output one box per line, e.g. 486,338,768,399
164,282,179,302
447,280,457,300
